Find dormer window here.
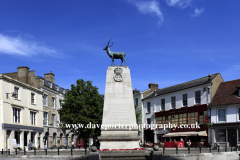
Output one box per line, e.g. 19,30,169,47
238,88,240,97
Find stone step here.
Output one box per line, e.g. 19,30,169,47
102,158,147,160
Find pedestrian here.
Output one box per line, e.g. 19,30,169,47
186,140,191,147
28,140,32,150
72,141,74,149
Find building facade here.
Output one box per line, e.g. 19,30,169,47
2,66,75,148
133,83,158,141
142,73,223,145
209,79,240,148
0,74,44,150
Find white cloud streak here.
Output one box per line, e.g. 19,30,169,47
131,0,164,24
0,34,58,57
191,8,205,17
165,0,192,9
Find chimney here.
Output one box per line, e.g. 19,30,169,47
148,83,158,91
133,88,140,95
17,66,30,84
44,71,55,83
208,73,212,82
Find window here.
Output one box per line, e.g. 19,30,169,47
14,87,19,99
163,116,171,124
171,96,176,109
172,115,179,126
135,98,138,107
215,129,226,142
147,118,151,124
199,111,208,124
30,112,36,125
43,112,48,126
161,99,165,110
59,100,62,109
13,107,21,123
43,94,47,106
156,117,162,125
147,102,151,113
52,97,55,108
238,89,240,97
218,109,226,122
239,107,240,120
183,94,188,106
31,93,35,104
195,91,201,104
188,112,198,125
52,114,56,127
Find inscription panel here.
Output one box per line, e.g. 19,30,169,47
110,111,128,121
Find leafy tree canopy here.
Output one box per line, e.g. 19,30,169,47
135,105,141,124
58,79,104,140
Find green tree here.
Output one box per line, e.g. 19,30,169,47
58,79,104,152
135,105,141,124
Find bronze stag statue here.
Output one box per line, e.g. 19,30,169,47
103,38,127,66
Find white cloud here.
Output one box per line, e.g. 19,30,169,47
131,0,164,24
0,34,58,57
165,0,192,9
191,8,205,17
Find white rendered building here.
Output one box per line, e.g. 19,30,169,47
0,74,44,150
142,73,223,144
209,79,240,148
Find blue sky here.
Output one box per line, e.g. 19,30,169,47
0,0,240,94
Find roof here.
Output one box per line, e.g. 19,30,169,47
209,79,240,107
144,73,219,100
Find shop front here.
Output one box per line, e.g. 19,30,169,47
212,123,240,147
155,104,209,147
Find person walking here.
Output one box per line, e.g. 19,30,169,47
72,141,74,149
186,140,191,147
28,140,32,150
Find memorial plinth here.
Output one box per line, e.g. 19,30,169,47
98,66,140,149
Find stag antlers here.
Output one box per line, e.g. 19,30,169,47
105,38,113,47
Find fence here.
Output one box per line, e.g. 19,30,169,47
1,147,88,156
1,145,240,156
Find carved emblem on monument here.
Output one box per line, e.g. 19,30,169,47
113,68,123,82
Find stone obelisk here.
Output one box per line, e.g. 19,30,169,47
98,66,140,149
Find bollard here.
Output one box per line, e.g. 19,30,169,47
163,146,165,154
209,145,211,153
45,149,47,155
58,147,59,155
218,146,219,153
1,149,3,155
34,148,36,155
225,146,227,152
71,148,73,156
8,149,10,155
199,146,201,153
176,146,178,154
79,145,80,149
188,146,190,154
24,147,26,155
15,148,17,155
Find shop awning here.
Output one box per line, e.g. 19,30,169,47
162,131,207,137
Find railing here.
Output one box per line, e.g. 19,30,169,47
1,146,87,156
1,145,240,156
